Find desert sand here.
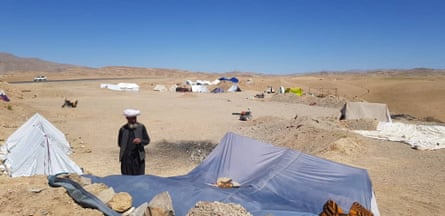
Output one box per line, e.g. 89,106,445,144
0,69,444,215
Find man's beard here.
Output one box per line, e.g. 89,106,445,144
128,123,138,129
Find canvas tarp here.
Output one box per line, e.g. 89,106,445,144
85,132,379,216
285,87,303,96
354,122,445,150
1,113,83,177
339,102,392,123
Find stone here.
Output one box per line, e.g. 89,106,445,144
107,192,133,213
147,191,175,216
97,187,116,204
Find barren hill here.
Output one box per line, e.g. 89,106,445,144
0,52,79,73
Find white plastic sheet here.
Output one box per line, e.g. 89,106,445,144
354,122,445,150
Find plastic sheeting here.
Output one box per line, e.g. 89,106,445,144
354,122,445,150
48,173,120,216
219,77,239,83
2,113,83,177
285,87,303,96
88,132,379,215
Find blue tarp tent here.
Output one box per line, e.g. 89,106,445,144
219,77,239,83
84,132,379,215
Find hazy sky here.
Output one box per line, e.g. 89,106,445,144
1,0,444,74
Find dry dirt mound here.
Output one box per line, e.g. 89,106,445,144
268,93,347,108
0,175,103,216
230,115,376,166
233,115,351,154
339,119,379,130
316,137,365,163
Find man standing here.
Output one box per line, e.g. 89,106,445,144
118,109,150,175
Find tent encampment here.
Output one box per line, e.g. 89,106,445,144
1,113,83,177
79,132,379,215
339,102,392,123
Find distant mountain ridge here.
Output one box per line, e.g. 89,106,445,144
0,52,80,73
1,52,444,75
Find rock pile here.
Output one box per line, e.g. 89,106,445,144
187,201,252,216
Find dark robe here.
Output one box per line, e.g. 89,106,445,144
118,123,150,175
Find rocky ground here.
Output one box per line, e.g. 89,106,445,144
1,72,445,216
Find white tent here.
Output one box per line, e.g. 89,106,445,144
153,84,167,92
191,85,210,93
186,79,220,86
100,83,139,91
339,102,392,123
1,113,83,177
227,83,240,92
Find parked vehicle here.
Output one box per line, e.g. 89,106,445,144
33,75,47,82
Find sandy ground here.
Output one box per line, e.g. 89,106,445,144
0,70,445,215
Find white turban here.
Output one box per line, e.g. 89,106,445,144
123,109,140,117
